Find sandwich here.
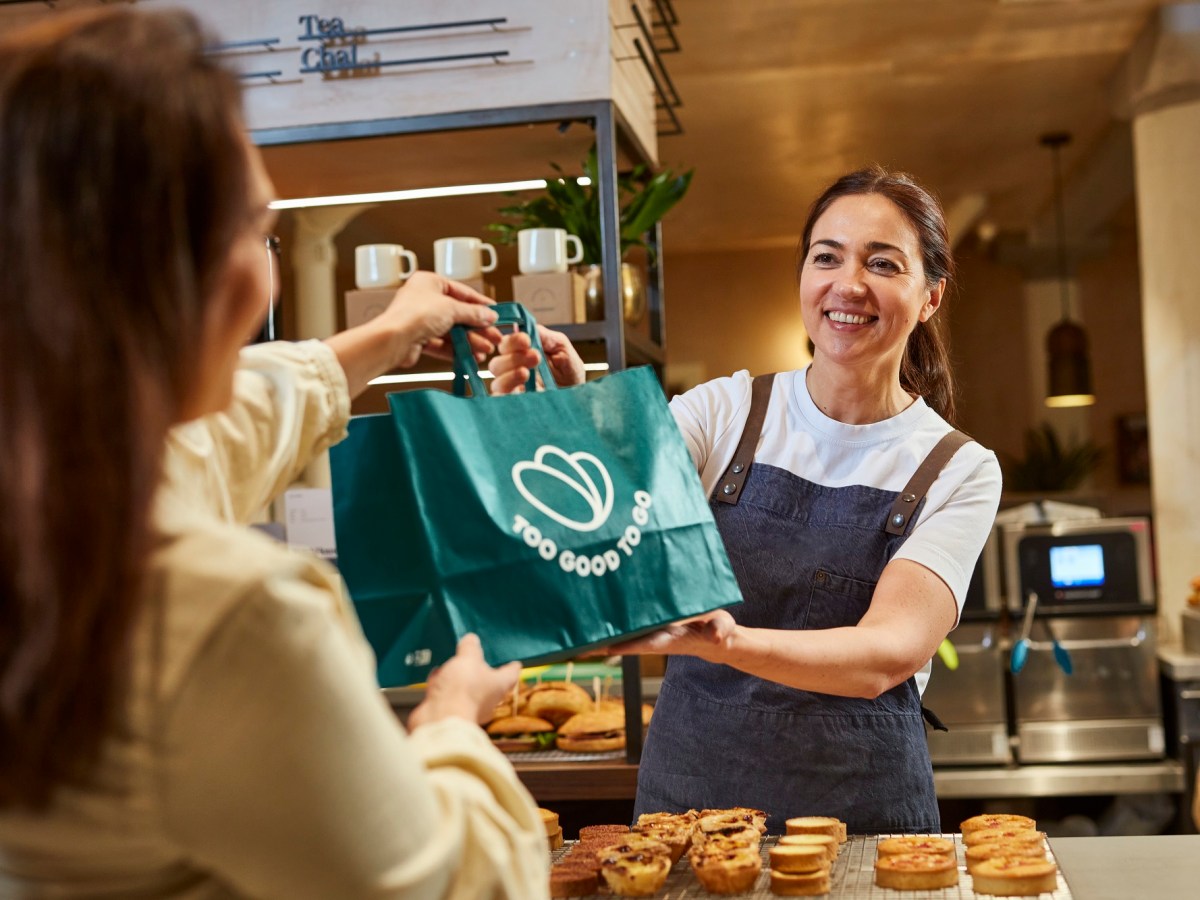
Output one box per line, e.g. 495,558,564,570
484,715,556,753
523,681,593,726
556,708,625,752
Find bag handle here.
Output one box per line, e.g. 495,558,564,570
450,302,558,398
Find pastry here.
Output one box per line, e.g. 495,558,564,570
971,856,1059,896
689,842,763,895
874,851,959,890
577,823,630,841
965,839,1048,874
784,816,842,840
769,868,832,896
876,835,956,862
963,825,1042,847
960,813,1037,835
549,863,599,898
597,847,672,897
768,843,829,874
777,833,838,862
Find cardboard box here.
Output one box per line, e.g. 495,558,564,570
344,288,394,329
511,271,586,325
346,282,495,330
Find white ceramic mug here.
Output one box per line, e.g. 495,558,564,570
517,228,585,275
433,237,498,280
355,244,417,289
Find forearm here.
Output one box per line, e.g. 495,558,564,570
716,623,925,699
324,317,404,401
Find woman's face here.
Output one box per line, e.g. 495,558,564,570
180,141,278,422
800,193,943,375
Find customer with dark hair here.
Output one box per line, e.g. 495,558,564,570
0,8,548,897
492,165,1002,834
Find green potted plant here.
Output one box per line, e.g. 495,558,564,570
489,145,693,322
1002,422,1104,492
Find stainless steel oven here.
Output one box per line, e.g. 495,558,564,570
1002,517,1164,763
923,529,1011,765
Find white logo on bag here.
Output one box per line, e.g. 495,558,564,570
511,445,614,532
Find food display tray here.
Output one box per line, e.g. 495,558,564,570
552,833,1073,899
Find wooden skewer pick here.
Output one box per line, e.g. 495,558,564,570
593,675,601,711
565,661,574,685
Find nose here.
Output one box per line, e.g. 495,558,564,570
834,268,867,298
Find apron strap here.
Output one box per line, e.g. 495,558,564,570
712,373,775,505
884,429,973,535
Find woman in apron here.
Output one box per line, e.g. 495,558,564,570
491,167,1002,835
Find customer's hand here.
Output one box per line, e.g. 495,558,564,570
326,272,503,399
406,634,522,729
380,272,502,369
488,327,586,395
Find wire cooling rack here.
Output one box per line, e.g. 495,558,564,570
550,833,1072,898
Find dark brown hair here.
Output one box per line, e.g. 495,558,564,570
799,165,957,423
0,8,249,809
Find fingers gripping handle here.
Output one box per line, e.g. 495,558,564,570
450,302,557,398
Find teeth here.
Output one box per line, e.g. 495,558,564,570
827,310,871,325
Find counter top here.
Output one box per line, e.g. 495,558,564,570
1158,642,1200,680
1052,834,1199,899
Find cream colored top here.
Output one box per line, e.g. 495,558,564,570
0,341,549,899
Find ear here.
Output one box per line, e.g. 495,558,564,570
919,278,946,323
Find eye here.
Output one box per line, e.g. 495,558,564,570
869,257,900,273
811,251,838,267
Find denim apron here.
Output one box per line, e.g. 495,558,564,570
634,375,968,835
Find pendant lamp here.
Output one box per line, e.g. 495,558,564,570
1042,132,1095,408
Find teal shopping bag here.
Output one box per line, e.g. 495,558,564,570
330,304,742,687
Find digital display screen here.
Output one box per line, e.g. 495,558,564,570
1049,543,1105,589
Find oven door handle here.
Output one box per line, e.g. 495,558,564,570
1045,632,1147,651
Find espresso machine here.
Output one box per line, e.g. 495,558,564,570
923,529,1012,765
1002,517,1164,763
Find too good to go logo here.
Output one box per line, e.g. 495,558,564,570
510,444,652,578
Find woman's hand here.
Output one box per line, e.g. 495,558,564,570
406,633,521,730
602,610,737,662
487,327,586,395
326,272,502,399
377,272,501,369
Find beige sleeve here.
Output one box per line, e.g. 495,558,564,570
158,575,548,900
200,341,351,523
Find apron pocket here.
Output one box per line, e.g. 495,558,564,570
803,569,874,630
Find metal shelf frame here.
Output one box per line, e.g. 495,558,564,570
253,98,666,763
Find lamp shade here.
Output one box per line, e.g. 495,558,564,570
1045,319,1095,408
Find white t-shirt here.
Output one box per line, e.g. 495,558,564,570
670,367,1003,693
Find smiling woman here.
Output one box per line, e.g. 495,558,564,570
489,164,1003,835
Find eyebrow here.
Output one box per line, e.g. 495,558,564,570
811,238,909,258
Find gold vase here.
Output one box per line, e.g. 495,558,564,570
578,262,647,324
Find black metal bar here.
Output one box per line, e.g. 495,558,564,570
300,50,508,75
250,99,613,147
297,18,507,41
649,0,681,53
622,655,643,764
208,38,283,53
631,4,681,107
660,0,679,26
239,70,285,81
594,103,628,375
647,220,666,352
633,38,684,136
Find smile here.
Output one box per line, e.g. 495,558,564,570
825,310,874,325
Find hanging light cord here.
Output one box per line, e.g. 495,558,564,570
1047,136,1071,321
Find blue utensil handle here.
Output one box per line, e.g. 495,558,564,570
449,302,557,398
1010,639,1029,674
